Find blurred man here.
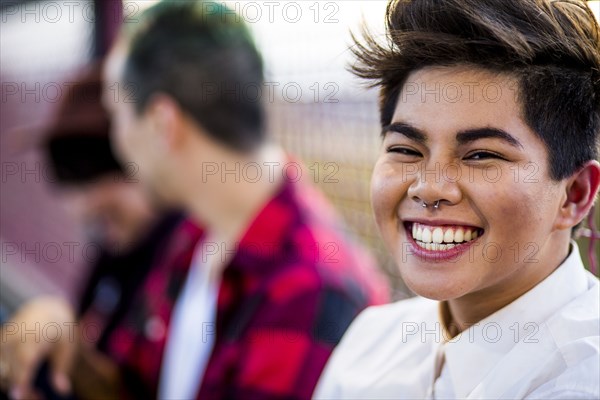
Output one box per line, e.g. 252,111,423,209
102,1,389,399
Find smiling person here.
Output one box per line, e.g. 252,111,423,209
314,0,600,399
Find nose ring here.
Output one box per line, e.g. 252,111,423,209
422,201,440,209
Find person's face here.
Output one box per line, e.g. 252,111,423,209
372,66,572,301
102,42,176,204
60,174,155,252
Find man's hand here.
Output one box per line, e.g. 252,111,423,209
0,297,76,400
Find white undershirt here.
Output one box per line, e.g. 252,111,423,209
158,241,220,400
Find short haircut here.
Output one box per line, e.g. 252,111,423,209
351,0,600,180
122,0,265,152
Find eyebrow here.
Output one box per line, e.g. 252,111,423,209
382,122,523,149
456,128,523,149
382,122,427,144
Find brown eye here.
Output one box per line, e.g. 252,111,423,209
465,151,506,161
387,147,422,157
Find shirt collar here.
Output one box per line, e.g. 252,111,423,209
226,177,304,277
441,241,590,398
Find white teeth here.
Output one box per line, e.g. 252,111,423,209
422,227,432,243
454,228,464,243
464,230,472,241
432,228,444,244
443,229,454,243
410,222,481,250
415,241,456,251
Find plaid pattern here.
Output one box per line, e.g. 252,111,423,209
106,178,388,399
77,213,184,353
106,219,204,398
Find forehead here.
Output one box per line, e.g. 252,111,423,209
392,66,524,132
101,40,129,109
103,39,128,82
401,66,519,104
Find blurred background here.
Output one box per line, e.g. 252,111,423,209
1,0,599,321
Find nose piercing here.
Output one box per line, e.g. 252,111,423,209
422,201,440,209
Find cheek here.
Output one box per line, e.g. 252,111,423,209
112,123,133,161
371,160,407,228
476,179,558,238
113,111,143,161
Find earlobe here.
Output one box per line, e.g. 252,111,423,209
555,160,600,230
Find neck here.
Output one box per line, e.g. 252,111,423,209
445,235,571,335
185,143,287,244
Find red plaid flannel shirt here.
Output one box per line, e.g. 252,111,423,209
107,178,389,399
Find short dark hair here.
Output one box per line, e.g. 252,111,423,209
351,0,600,180
122,0,265,152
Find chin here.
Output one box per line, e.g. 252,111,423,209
397,261,475,301
408,284,464,301
147,181,174,204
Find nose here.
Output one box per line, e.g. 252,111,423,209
406,160,463,209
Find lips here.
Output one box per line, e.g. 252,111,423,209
407,222,484,251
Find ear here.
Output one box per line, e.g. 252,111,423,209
554,160,600,230
144,93,185,151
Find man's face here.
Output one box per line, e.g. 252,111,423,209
372,66,571,301
102,42,173,203
60,174,155,252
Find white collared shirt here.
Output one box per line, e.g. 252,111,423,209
158,240,220,400
314,243,600,399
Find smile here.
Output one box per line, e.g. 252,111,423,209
407,222,484,251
